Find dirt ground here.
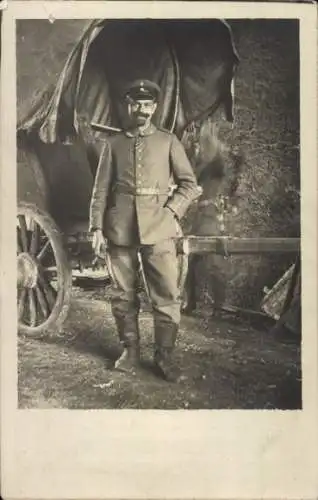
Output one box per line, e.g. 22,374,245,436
18,286,301,410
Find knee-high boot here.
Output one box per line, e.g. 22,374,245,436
113,314,140,373
153,320,185,383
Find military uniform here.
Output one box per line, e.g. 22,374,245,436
89,80,199,381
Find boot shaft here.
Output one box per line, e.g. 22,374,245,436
153,321,184,383
154,320,178,349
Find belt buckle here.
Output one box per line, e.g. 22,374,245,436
136,187,159,195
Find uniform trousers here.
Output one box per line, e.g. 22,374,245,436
107,239,181,343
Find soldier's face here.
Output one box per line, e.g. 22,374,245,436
127,98,157,126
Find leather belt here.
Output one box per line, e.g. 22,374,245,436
115,185,169,196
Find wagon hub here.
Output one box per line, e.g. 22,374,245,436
17,252,38,289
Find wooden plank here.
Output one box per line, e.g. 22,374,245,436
180,236,300,255
260,264,295,320
66,233,300,257
221,304,274,322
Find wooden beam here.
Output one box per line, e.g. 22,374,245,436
91,122,122,134
66,233,300,257
178,236,300,255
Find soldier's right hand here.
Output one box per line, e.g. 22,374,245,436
92,229,107,257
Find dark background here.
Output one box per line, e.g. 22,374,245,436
16,19,300,310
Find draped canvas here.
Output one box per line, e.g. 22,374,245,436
17,19,239,231
18,19,239,140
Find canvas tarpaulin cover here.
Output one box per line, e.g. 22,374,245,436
18,19,239,231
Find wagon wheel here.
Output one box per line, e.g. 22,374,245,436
17,202,72,337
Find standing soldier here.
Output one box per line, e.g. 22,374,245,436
89,79,200,383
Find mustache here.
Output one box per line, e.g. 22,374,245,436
133,111,150,118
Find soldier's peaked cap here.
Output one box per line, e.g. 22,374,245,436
124,79,161,101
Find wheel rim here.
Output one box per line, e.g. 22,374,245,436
17,211,62,330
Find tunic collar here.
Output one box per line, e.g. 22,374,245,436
125,123,157,137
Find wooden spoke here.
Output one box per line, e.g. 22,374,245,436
17,202,72,336
28,289,37,327
17,236,22,254
18,215,29,252
29,220,40,256
36,239,51,262
35,283,49,318
37,272,57,310
18,288,26,320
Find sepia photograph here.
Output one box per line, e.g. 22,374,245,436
15,16,302,410
1,2,317,499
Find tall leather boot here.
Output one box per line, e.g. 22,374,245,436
153,321,186,383
113,316,140,374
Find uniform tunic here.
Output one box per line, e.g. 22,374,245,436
89,123,199,246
